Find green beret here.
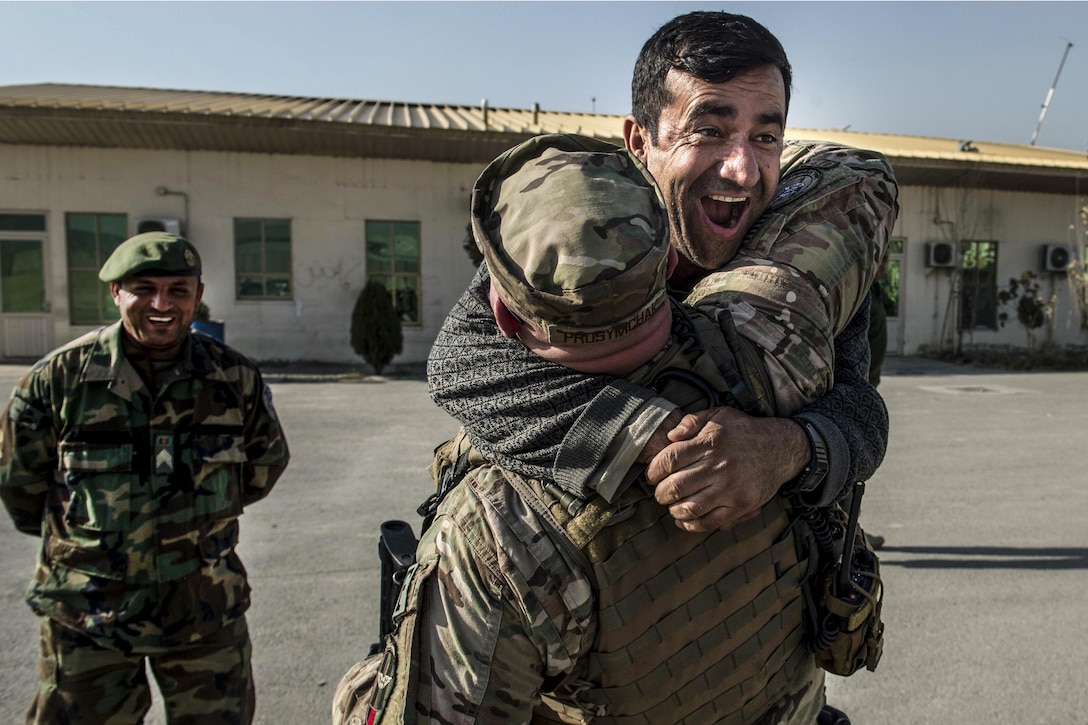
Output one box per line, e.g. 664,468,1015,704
98,232,202,283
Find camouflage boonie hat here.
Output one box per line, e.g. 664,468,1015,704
472,134,670,345
98,232,202,282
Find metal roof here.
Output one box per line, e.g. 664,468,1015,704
3,83,1087,194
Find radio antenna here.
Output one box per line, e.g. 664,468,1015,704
1030,41,1073,146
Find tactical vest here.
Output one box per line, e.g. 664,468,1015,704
420,306,815,723
512,472,819,724
628,300,776,418
382,302,823,724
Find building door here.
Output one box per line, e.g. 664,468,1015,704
879,237,905,355
0,213,52,360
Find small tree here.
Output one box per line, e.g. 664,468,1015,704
350,281,403,375
997,270,1051,350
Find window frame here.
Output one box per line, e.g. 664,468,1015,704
65,212,127,325
960,239,999,330
365,219,422,326
233,217,294,301
0,212,49,315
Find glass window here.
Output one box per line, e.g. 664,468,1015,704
65,213,126,324
0,213,46,233
880,237,903,319
961,240,998,330
880,259,901,318
0,239,45,312
366,220,421,325
234,218,293,299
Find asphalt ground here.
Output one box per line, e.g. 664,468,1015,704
1,357,1085,724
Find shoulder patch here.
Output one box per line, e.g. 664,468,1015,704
769,167,822,211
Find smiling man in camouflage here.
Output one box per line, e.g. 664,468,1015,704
338,11,893,725
334,108,895,725
0,232,290,725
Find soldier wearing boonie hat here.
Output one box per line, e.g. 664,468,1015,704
98,231,202,282
333,124,899,722
471,134,671,347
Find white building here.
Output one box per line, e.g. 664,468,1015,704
2,83,1086,365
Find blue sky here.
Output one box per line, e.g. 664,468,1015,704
3,1,1087,152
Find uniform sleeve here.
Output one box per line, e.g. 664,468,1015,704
428,265,886,502
238,367,290,506
337,476,579,725
792,302,889,507
0,368,57,535
406,517,548,723
427,264,659,487
686,142,897,416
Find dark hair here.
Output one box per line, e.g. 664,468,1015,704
631,11,793,142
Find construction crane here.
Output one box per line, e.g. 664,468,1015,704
1030,41,1073,146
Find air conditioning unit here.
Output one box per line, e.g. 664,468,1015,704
1042,244,1074,273
925,241,957,268
133,217,182,236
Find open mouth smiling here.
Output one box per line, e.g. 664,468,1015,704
704,194,747,232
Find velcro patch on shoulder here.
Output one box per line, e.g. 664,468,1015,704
769,168,822,211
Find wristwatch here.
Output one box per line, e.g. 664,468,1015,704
788,420,829,494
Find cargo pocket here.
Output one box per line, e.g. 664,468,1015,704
58,441,134,532
364,554,438,725
192,434,246,521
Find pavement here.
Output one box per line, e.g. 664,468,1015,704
1,356,1086,724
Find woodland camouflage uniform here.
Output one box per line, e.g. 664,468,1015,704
334,134,896,723
0,239,289,724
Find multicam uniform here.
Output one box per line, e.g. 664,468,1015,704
333,139,897,723
337,441,822,724
427,141,893,507
687,141,898,414
0,321,289,724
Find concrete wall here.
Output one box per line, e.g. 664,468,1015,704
891,185,1086,355
3,142,1085,363
0,144,482,364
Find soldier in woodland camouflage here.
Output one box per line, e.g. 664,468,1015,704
333,131,895,723
0,232,290,725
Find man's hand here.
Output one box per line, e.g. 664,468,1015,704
645,407,809,532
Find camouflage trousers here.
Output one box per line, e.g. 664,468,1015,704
25,615,254,725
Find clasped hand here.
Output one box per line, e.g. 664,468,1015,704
644,407,808,532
